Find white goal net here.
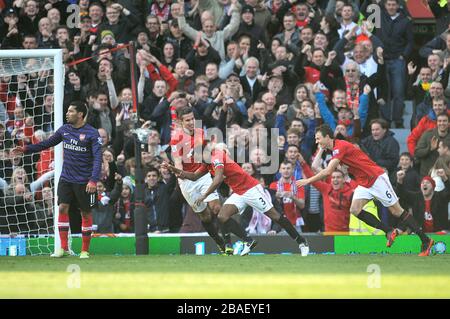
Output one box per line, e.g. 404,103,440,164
0,49,64,256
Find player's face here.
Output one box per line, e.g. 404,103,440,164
315,132,331,149
181,112,195,132
66,105,81,124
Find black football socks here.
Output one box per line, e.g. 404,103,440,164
357,210,391,233
275,214,306,245
399,211,429,243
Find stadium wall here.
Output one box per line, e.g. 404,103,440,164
9,233,449,256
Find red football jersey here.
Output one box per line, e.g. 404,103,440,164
170,128,205,173
206,149,259,195
331,139,385,188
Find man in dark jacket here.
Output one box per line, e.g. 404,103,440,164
361,118,400,175
144,167,176,233
86,91,116,141
396,172,450,232
374,0,413,128
97,2,140,44
390,152,421,211
233,5,267,57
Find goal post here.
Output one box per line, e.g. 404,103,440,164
0,49,64,255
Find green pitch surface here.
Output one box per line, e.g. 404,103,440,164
1,254,450,298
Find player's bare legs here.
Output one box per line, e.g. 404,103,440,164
208,200,251,252
197,206,228,251
80,210,93,258
264,207,309,255
208,199,232,250
349,198,370,217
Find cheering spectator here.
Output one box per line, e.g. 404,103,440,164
361,118,400,175
415,113,450,177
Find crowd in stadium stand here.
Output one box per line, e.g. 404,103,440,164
0,0,450,236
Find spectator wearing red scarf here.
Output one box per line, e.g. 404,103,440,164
270,160,305,227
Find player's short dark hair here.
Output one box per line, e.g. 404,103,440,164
315,124,334,139
177,106,194,119
70,101,88,118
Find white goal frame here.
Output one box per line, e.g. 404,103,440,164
0,49,64,254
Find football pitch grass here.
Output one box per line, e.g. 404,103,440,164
1,254,450,298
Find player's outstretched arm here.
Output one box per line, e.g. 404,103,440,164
161,161,206,181
13,129,63,155
296,158,340,188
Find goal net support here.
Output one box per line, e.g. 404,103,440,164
0,49,64,255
